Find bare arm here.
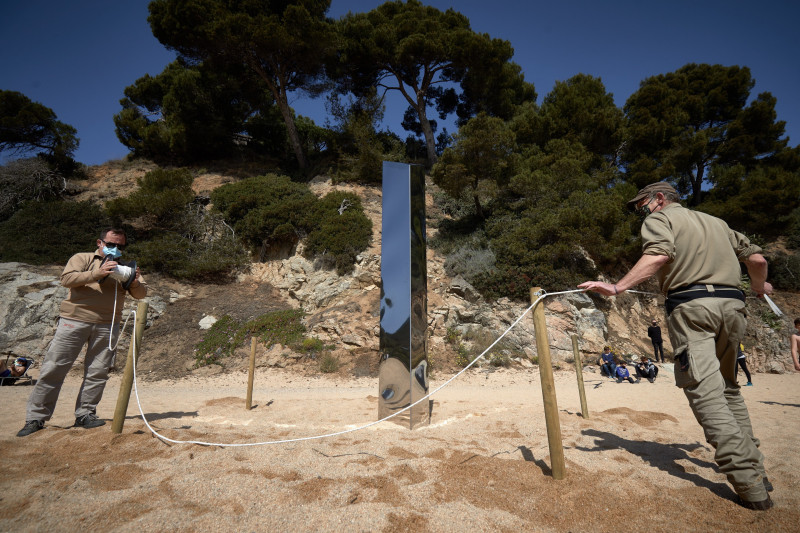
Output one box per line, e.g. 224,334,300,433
792,334,800,371
743,253,773,296
578,254,670,296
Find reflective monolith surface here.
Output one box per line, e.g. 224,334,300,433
378,162,429,429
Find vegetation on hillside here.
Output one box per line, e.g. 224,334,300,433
1,2,797,298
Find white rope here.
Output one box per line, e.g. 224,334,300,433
109,282,133,352
130,288,588,447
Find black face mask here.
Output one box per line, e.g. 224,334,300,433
636,198,653,219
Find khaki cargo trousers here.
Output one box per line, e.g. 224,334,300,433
667,297,767,503
25,318,119,423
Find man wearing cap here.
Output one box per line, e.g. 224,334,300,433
647,319,664,362
17,228,147,437
579,181,774,510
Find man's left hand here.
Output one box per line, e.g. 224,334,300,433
578,281,618,296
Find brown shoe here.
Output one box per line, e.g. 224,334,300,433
738,495,774,511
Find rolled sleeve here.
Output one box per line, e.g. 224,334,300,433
641,214,675,261
729,229,762,261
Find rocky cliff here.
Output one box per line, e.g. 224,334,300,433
2,167,796,378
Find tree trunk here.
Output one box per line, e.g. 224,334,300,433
276,94,308,171
417,104,438,167
689,163,705,206
473,193,484,219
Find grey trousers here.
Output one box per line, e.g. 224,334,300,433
667,297,767,503
25,317,119,422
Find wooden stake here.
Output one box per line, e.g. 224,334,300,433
112,300,149,434
531,287,565,480
246,336,256,410
571,334,590,419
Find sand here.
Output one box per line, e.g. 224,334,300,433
1,365,799,532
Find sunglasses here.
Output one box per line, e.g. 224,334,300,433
102,240,126,251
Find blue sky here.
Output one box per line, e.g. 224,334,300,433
2,0,798,166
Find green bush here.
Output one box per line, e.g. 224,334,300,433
211,174,317,258
212,175,372,274
194,315,240,366
129,230,248,281
768,251,800,292
0,199,108,265
240,309,307,348
302,191,372,275
106,167,195,229
194,309,309,368
298,337,328,354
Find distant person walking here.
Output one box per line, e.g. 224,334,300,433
647,319,665,362
736,343,753,386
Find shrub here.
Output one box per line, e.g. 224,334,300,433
0,199,108,264
319,353,340,373
194,315,240,366
444,239,496,282
194,309,309,368
302,191,372,275
129,229,248,281
0,158,66,222
105,167,195,229
769,251,800,292
240,309,306,348
211,174,317,259
299,337,327,354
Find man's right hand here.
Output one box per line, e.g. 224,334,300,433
95,260,118,279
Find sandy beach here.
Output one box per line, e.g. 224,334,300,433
1,365,798,532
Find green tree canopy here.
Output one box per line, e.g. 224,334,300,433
514,74,624,164
148,0,335,171
432,113,518,219
114,60,274,163
211,173,318,259
337,0,530,167
0,90,79,170
623,63,788,204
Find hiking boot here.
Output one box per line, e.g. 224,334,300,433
74,413,105,429
763,477,774,492
738,495,773,511
17,420,44,437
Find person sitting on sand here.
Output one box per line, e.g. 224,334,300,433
599,346,617,379
635,355,659,383
615,361,637,383
0,358,28,386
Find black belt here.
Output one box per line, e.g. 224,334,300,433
665,284,745,316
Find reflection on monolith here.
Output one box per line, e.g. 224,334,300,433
378,161,429,429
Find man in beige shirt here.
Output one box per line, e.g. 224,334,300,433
17,228,147,437
580,182,774,510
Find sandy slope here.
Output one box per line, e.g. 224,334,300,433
1,366,798,532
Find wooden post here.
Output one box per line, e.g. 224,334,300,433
571,334,589,419
246,336,256,410
530,288,566,480
112,300,149,434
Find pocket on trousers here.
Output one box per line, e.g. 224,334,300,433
673,339,719,389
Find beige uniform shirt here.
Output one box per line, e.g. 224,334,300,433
59,252,148,323
640,204,761,294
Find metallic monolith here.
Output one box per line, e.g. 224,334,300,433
378,161,429,429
